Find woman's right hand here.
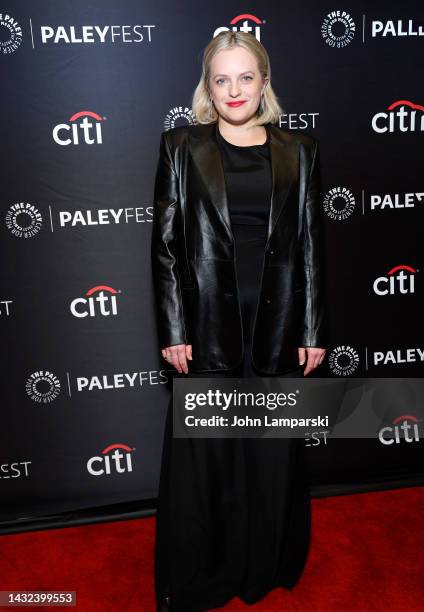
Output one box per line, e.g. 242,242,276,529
161,344,193,374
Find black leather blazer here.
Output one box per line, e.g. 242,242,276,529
151,121,327,374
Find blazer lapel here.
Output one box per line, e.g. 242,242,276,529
188,121,296,248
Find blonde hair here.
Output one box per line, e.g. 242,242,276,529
191,30,283,126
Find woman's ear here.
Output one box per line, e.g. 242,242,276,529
262,77,269,95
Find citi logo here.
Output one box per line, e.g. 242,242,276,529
70,285,120,318
373,265,417,296
372,100,424,133
213,14,264,41
379,416,422,445
53,110,104,145
87,443,135,477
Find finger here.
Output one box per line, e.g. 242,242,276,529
177,346,189,374
310,354,323,372
169,348,182,373
298,347,306,365
186,344,193,360
303,351,316,376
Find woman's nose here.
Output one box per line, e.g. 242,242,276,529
228,81,242,97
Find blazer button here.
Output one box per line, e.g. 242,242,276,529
266,298,271,304
269,250,274,255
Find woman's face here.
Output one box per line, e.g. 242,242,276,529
208,45,267,125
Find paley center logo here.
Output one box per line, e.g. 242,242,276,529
70,285,120,318
372,100,424,133
5,202,43,238
87,443,135,477
328,345,360,376
164,106,196,131
321,10,356,48
53,110,105,146
323,188,424,219
0,13,22,54
26,371,61,403
213,13,265,41
323,187,356,220
373,264,417,296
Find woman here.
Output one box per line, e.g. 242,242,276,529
152,31,327,611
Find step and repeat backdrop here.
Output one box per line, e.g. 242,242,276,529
1,1,423,523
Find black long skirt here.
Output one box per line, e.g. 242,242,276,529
154,224,311,611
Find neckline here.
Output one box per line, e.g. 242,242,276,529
216,123,269,148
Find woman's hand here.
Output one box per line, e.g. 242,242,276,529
298,347,326,376
161,344,193,374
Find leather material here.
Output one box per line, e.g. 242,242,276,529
151,121,327,374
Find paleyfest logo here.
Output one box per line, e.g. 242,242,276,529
53,110,105,145
321,10,355,48
372,100,424,133
213,13,265,41
0,13,22,54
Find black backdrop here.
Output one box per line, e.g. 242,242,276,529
1,1,423,523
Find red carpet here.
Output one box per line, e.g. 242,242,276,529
0,486,423,611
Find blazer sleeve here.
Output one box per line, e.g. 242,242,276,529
150,130,187,349
300,139,328,348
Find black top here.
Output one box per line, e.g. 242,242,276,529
215,123,272,225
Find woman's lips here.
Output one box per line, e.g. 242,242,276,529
226,101,247,107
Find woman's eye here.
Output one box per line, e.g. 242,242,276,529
216,76,253,85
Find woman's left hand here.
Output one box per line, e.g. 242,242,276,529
298,347,326,376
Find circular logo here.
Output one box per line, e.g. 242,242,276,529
164,107,196,131
328,345,360,376
0,14,23,55
5,202,43,238
323,187,356,220
26,371,61,403
321,11,356,48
